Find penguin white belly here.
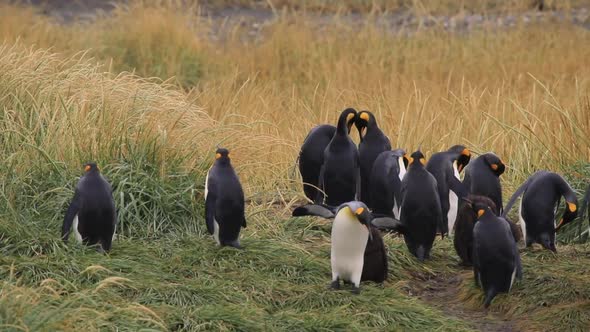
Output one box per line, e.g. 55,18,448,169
213,219,220,245
447,191,459,234
518,200,526,242
72,214,83,244
204,170,210,200
393,198,401,220
509,266,517,290
331,217,368,285
398,157,407,181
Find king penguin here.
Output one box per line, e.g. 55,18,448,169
62,163,117,253
355,110,391,207
298,109,356,202
330,201,376,294
426,145,471,235
471,200,522,308
205,148,247,249
399,150,443,261
503,171,578,252
463,152,505,213
317,108,360,206
368,149,407,219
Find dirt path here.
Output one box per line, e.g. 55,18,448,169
410,268,518,332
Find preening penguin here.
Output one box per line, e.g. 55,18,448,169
298,125,337,202
62,163,117,253
355,110,391,207
399,150,443,261
317,108,360,206
330,201,378,294
291,203,388,285
503,171,578,252
205,148,247,249
454,195,521,267
463,153,505,213
368,149,408,219
471,201,522,308
426,145,471,235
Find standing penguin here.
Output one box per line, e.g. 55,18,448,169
368,149,408,219
62,163,117,253
454,195,521,266
205,148,246,249
291,203,388,284
355,110,391,207
330,201,376,294
503,171,578,252
426,145,471,235
298,125,336,202
463,153,505,213
471,201,522,308
399,150,443,261
318,108,360,206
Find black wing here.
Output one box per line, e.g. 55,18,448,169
315,164,326,204
292,204,336,219
62,191,81,242
502,175,534,218
448,175,469,200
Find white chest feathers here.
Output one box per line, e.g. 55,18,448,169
398,156,407,181
331,209,369,285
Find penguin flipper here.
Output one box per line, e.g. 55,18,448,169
241,216,247,228
448,175,469,200
62,191,81,242
205,191,217,235
315,164,326,204
371,216,405,234
292,204,335,219
503,176,534,218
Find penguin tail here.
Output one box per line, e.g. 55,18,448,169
484,288,497,308
416,246,426,262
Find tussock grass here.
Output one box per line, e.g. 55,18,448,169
0,1,589,330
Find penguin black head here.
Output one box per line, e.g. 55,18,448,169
337,108,357,135
556,201,578,231
339,201,373,239
84,162,100,174
482,153,505,176
354,110,375,140
407,151,426,168
392,148,409,169
447,145,471,173
463,196,495,220
215,148,231,165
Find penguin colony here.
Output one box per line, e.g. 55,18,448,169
60,108,589,309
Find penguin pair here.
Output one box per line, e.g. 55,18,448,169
463,153,505,213
426,145,471,235
503,171,578,252
453,195,521,267
205,148,247,249
292,202,388,291
468,198,522,308
298,108,358,205
62,163,117,253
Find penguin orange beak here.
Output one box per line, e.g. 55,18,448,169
461,148,470,157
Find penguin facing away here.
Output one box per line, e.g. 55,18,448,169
426,145,471,235
399,150,443,261
454,195,521,267
291,203,388,285
62,163,117,253
318,108,360,206
463,152,505,213
368,149,408,219
205,148,246,249
330,201,375,294
355,110,392,207
503,171,578,252
471,201,522,308
298,125,337,202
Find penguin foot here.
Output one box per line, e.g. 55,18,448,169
95,245,106,255
330,280,340,290
351,286,361,295
224,240,244,250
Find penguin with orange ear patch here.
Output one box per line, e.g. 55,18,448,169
503,171,578,252
471,199,522,308
399,150,443,261
205,148,246,249
463,153,505,213
62,163,117,253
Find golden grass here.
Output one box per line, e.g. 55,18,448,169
0,1,589,197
